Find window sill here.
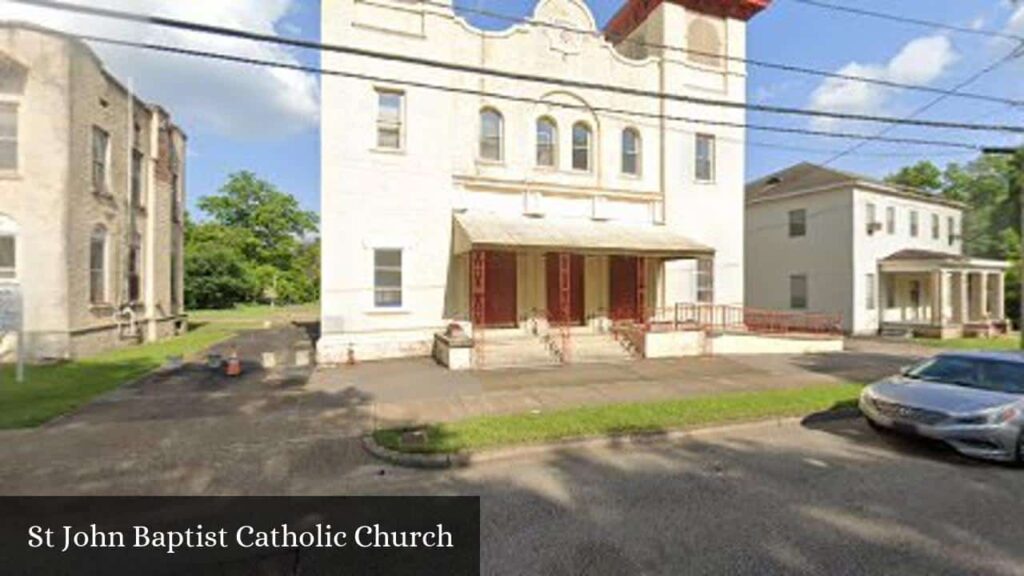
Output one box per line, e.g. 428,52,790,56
694,179,716,186
620,172,642,180
90,303,115,312
475,158,505,167
365,308,412,316
0,171,22,181
93,189,115,201
534,164,558,173
370,146,406,155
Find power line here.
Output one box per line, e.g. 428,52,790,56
72,32,985,152
789,0,1024,43
422,0,1023,108
11,0,1024,135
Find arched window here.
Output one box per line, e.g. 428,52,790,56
128,232,142,303
687,17,724,68
0,214,16,280
536,117,558,168
89,226,107,304
621,128,641,175
479,108,504,161
572,122,592,172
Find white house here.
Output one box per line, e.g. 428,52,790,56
320,0,773,364
745,163,1010,339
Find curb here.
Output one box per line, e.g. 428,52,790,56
363,408,863,469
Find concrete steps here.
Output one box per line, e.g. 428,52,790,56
475,333,560,370
565,332,635,364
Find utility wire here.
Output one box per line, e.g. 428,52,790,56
72,32,985,152
418,0,1022,108
788,0,1024,44
10,0,1024,134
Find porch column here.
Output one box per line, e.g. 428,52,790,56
994,272,1006,320
958,271,970,324
979,272,990,320
930,270,945,326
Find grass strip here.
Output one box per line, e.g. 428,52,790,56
374,383,863,454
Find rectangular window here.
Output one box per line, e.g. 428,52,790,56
697,259,714,304
376,89,403,150
931,213,940,240
866,203,876,226
89,236,106,304
131,150,144,208
0,103,17,171
866,273,876,310
170,247,179,308
886,206,896,235
695,134,715,182
885,276,896,309
374,249,403,308
788,209,807,238
948,216,956,245
171,174,180,223
790,275,808,310
92,126,109,193
128,238,141,303
909,210,919,237
0,235,14,279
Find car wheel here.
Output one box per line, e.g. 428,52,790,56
866,417,890,434
1017,432,1024,466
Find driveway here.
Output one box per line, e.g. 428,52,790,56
0,334,930,495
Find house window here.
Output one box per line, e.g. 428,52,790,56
621,128,640,176
697,259,714,303
536,117,557,168
572,122,592,171
128,233,141,303
885,277,896,309
948,216,957,245
909,210,919,237
171,174,180,223
866,273,876,310
374,249,402,308
788,209,807,238
89,227,107,304
931,213,940,240
131,150,144,208
790,275,808,310
866,203,878,233
479,108,503,162
0,103,17,171
170,246,179,308
375,89,403,150
695,134,715,182
0,233,14,280
92,127,110,193
886,206,896,235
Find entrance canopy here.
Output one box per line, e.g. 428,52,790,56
879,249,1010,273
453,212,714,259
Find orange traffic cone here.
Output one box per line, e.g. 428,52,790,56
225,347,242,377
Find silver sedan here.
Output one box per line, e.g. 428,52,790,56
860,351,1024,463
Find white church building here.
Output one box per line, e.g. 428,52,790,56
319,0,774,365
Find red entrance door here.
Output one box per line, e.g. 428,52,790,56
478,251,518,328
609,256,642,322
545,253,585,326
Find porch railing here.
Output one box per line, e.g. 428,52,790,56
643,304,844,337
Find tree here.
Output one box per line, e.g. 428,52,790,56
184,242,256,310
885,161,943,193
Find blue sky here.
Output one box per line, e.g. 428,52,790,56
31,0,1019,220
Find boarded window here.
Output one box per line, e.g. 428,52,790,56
695,134,715,182
90,228,107,304
790,275,808,310
376,89,403,149
374,249,402,308
0,103,17,171
536,117,557,167
92,127,109,193
788,209,807,238
687,16,725,68
866,274,876,310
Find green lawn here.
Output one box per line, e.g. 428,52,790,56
0,325,236,429
374,383,864,455
916,335,1022,351
189,303,318,325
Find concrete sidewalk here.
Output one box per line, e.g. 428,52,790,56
307,348,922,427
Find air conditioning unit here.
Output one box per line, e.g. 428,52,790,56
866,222,883,235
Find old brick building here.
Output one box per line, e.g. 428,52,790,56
0,23,186,360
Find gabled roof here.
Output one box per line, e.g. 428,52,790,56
746,162,965,210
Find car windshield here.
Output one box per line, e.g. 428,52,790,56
906,356,1024,395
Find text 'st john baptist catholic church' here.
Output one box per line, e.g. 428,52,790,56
319,0,772,365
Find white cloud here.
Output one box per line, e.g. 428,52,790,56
808,35,958,130
0,0,319,139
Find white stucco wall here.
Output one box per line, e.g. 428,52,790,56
320,0,753,361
